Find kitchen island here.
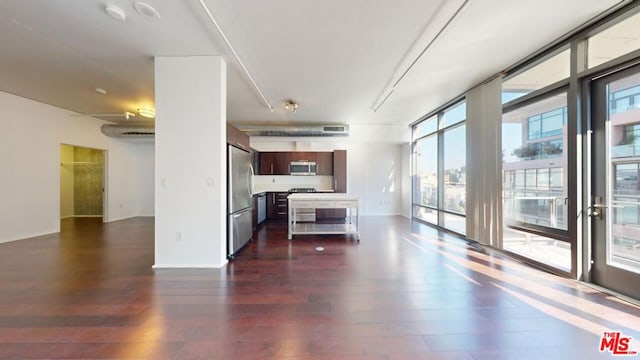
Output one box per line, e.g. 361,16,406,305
287,193,359,241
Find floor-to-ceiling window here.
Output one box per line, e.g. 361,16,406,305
412,101,466,235
409,2,640,297
501,47,572,272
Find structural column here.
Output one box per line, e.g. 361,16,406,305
154,56,227,268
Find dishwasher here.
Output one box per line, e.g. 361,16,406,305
257,193,267,224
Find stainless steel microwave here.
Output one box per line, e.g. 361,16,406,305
290,161,317,176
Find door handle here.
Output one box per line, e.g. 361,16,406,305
248,165,255,196
589,196,604,219
588,205,603,218
589,196,624,219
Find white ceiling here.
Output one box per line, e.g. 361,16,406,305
0,0,626,127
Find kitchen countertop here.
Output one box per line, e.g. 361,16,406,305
253,187,334,193
252,189,335,196
287,193,358,201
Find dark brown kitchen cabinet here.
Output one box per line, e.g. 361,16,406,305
317,150,347,221
266,192,277,219
226,123,250,150
259,152,290,175
258,151,336,175
259,152,275,175
290,152,316,162
266,192,288,220
315,152,333,175
333,150,347,192
274,152,291,174
252,194,258,229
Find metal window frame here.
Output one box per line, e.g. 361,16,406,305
410,1,640,279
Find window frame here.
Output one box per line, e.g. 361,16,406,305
412,100,467,235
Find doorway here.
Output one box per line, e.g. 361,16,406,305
59,144,106,220
590,64,640,300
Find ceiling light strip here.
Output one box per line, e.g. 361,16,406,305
393,0,469,87
372,0,469,112
372,89,394,113
198,0,273,111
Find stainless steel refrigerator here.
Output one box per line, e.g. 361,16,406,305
227,145,254,259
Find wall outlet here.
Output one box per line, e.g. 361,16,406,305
176,231,183,242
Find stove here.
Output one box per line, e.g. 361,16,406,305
288,187,316,193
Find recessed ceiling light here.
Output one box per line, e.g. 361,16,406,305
133,2,160,19
104,4,127,21
95,87,107,95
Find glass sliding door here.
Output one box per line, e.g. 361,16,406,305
590,65,640,299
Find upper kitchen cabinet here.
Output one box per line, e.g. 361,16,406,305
315,152,333,175
289,152,316,162
259,152,291,175
333,150,347,192
226,123,250,150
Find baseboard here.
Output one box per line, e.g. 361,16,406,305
358,213,409,217
73,215,103,218
104,215,135,223
152,262,227,269
106,215,155,223
0,229,59,245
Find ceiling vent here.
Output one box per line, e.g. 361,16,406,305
238,124,349,137
101,124,155,138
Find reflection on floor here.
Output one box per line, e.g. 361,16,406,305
0,216,639,359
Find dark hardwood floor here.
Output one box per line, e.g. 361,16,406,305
1,216,639,359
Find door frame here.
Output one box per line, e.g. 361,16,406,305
58,143,108,222
584,62,640,300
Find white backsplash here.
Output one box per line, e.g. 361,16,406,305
253,175,334,193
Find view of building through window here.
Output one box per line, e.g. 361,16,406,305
443,124,466,234
413,133,438,222
607,72,640,274
408,4,640,297
502,93,570,270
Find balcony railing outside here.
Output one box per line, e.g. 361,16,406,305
612,144,640,158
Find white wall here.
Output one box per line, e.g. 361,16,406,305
347,143,404,215
136,142,155,216
250,125,411,216
253,175,334,192
0,91,148,244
